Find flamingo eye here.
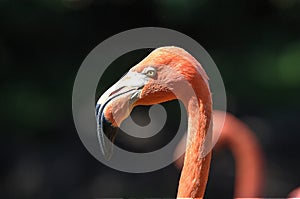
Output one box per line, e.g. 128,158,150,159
144,67,157,78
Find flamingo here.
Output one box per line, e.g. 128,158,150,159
174,111,265,198
96,46,213,198
288,187,300,198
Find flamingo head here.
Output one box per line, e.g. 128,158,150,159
96,46,208,159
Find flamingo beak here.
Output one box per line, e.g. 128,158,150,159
96,71,148,159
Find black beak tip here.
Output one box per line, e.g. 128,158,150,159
96,104,118,160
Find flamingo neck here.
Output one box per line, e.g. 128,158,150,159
217,112,264,198
177,78,212,198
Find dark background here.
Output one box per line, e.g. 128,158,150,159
1,0,300,198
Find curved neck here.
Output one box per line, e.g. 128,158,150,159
217,112,264,198
177,77,212,198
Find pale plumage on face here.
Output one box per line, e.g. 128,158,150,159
96,46,206,159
